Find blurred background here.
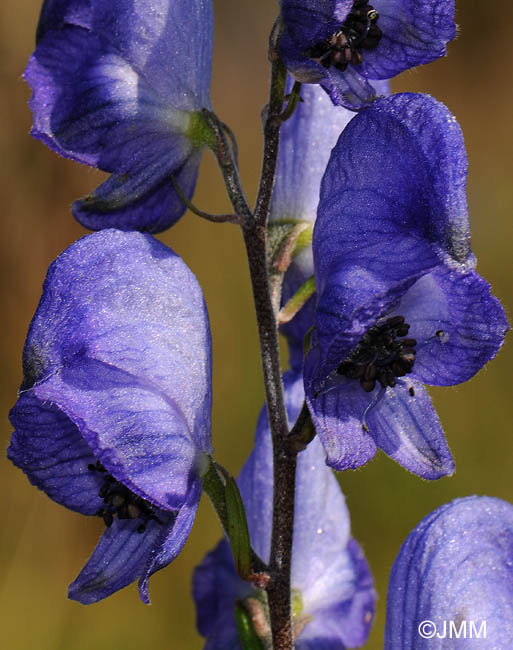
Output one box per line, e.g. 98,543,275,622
1,1,512,648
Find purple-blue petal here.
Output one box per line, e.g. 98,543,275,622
14,229,211,510
138,478,202,603
8,391,102,515
280,1,455,108
88,0,213,112
309,93,489,387
385,496,513,649
322,65,385,109
315,93,471,291
36,0,213,111
36,0,92,42
363,0,456,80
192,538,250,646
397,267,509,387
280,1,353,52
69,479,200,605
304,364,378,471
304,365,453,478
34,359,199,511
271,80,355,226
298,540,374,648
366,381,453,479
73,150,201,233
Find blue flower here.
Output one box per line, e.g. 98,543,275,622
304,93,508,479
385,496,513,648
193,372,375,649
8,229,212,603
279,0,455,109
25,0,213,232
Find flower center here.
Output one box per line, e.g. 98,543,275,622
337,315,417,392
89,461,162,534
306,0,382,71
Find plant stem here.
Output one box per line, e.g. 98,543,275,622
212,49,298,648
246,54,298,650
242,222,297,650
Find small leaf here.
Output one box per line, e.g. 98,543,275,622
225,476,252,578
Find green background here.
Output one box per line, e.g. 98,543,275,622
1,1,512,648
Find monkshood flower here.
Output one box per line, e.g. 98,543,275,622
304,93,508,479
193,371,375,649
25,0,213,232
279,0,455,109
385,496,513,648
8,229,212,603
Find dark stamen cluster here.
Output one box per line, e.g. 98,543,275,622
337,315,417,392
88,460,162,534
306,0,382,71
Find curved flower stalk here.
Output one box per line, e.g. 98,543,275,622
8,229,212,603
279,0,455,109
304,93,508,479
385,496,513,648
193,372,375,649
25,0,214,232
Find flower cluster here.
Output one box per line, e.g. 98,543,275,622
7,0,512,648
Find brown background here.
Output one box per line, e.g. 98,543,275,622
1,1,512,648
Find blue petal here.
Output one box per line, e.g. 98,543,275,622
305,367,453,478
397,267,509,387
34,357,199,511
315,93,471,292
304,365,379,471
26,26,193,168
298,540,374,648
17,230,212,510
138,478,202,602
73,150,202,233
310,93,478,382
310,268,416,384
322,65,384,109
271,80,355,225
280,1,353,52
192,539,249,645
8,391,102,515
89,0,213,112
366,381,454,479
385,496,513,649
69,478,200,604
36,0,213,111
36,0,92,42
26,0,212,232
363,0,456,80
